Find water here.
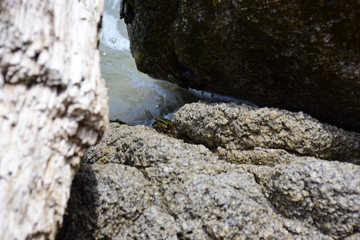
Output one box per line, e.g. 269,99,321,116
100,0,257,126
100,0,198,126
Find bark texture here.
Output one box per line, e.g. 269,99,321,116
0,0,107,239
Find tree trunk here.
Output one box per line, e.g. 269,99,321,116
0,0,107,239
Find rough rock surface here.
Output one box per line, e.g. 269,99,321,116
59,101,360,239
125,0,360,132
174,102,360,165
57,163,156,240
250,160,360,238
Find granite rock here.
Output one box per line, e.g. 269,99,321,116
174,102,360,165
251,159,360,239
57,163,155,240
58,115,360,239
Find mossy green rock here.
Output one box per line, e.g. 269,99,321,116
126,0,360,131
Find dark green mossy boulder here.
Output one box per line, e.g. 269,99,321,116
125,0,360,132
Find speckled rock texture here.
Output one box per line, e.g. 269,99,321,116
58,104,360,240
250,159,360,239
125,0,360,132
57,163,155,240
174,102,360,165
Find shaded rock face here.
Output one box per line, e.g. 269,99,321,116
58,102,360,240
126,0,360,132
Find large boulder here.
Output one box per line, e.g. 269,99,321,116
125,0,360,132
58,101,360,239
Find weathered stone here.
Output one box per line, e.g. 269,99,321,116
216,146,302,166
147,160,297,240
84,123,215,166
57,163,155,240
117,206,180,240
174,102,360,164
344,233,360,240
59,122,360,239
251,159,360,239
125,0,360,132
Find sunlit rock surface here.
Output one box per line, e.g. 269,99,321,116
174,102,360,165
58,102,360,239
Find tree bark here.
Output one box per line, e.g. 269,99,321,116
0,0,107,239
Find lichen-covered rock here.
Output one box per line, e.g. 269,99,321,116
174,102,360,164
125,0,360,132
58,122,360,239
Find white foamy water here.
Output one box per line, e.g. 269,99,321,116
100,11,130,51
100,0,197,125
100,0,255,125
